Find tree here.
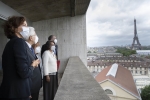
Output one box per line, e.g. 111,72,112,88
88,51,91,53
93,51,97,53
141,85,150,100
116,47,136,56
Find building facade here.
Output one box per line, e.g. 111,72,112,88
95,64,141,100
87,57,150,76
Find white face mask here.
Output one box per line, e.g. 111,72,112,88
35,46,41,54
54,39,57,44
51,46,55,51
20,27,29,40
35,35,39,44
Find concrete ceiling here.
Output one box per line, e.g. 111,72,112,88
1,0,90,22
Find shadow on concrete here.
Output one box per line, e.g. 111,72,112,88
0,71,2,84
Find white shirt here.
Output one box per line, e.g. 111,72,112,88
42,50,57,76
25,41,32,48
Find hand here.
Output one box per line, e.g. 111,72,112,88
31,59,40,68
46,76,50,82
29,95,32,99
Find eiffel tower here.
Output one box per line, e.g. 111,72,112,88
131,19,142,50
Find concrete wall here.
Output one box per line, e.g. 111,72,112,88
33,15,87,73
0,1,22,70
0,1,32,25
0,1,21,20
0,19,7,70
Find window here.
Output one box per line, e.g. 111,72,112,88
145,71,147,75
135,71,137,73
105,89,113,95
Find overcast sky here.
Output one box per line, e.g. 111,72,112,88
86,0,150,47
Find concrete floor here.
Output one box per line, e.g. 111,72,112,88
39,88,43,100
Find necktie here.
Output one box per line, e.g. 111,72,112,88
30,47,35,56
53,49,56,54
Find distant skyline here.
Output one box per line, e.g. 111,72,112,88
86,0,150,47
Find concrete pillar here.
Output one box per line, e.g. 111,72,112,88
0,19,7,70
33,15,87,74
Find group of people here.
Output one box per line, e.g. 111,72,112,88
0,16,58,100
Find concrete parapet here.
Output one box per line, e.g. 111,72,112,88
54,56,110,100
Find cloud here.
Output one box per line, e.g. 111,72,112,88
86,0,150,47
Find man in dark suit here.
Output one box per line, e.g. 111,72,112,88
0,16,39,100
22,27,42,100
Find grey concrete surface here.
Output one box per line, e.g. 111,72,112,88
39,87,43,100
0,71,2,84
0,1,21,20
1,0,91,21
33,15,87,74
54,56,110,100
0,19,7,70
0,1,32,25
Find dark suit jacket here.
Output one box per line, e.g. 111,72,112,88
0,36,34,98
26,44,42,94
41,44,46,58
55,45,58,60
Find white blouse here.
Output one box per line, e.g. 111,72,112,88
42,50,57,76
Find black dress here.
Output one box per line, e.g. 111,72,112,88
43,74,58,100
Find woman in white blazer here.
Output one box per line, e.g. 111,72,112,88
42,41,58,100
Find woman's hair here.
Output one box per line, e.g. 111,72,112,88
3,16,26,39
45,40,54,50
48,35,54,41
41,40,54,56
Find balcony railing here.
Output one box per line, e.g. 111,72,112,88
54,56,110,100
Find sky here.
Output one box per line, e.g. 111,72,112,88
86,0,150,47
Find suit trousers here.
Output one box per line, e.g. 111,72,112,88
30,91,40,100
0,98,30,100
